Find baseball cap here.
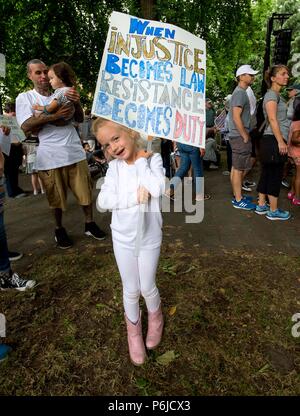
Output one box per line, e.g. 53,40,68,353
286,83,300,91
236,65,259,77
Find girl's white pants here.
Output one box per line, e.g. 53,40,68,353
113,243,161,323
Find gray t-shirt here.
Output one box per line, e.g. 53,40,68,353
263,90,291,141
228,86,251,137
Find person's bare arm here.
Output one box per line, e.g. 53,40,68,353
21,104,75,136
0,145,4,177
65,87,84,123
232,107,249,143
265,100,287,154
33,100,59,114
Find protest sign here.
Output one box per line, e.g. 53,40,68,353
214,109,226,130
92,12,206,148
0,115,26,142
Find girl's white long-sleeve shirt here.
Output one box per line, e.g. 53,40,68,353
97,153,165,249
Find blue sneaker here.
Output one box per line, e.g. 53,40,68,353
231,195,253,203
255,204,269,215
266,208,291,221
0,344,12,362
232,198,256,210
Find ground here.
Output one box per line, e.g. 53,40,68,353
1,155,300,395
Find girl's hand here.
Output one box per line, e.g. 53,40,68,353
32,104,39,110
137,186,150,204
135,149,153,160
278,140,287,155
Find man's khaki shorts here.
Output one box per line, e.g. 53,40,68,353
39,159,93,211
229,136,252,171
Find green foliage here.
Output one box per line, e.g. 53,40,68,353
1,0,298,107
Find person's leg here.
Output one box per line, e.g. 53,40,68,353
38,169,72,248
265,162,290,219
113,244,146,365
0,211,11,276
138,247,163,349
38,176,45,193
189,147,203,197
0,210,36,290
31,173,39,195
294,164,300,198
231,168,243,201
226,140,232,172
167,146,190,196
69,160,106,239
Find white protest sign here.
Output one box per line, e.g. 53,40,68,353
0,54,5,78
92,12,206,148
0,115,26,141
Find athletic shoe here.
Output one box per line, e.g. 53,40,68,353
255,204,269,215
281,179,290,188
292,197,300,206
209,164,219,170
288,191,295,200
55,227,73,249
266,208,291,221
241,183,252,192
85,222,106,240
14,192,27,199
8,251,23,262
232,198,256,210
0,271,36,291
196,194,211,201
0,345,12,362
222,171,230,176
243,180,256,188
231,195,253,203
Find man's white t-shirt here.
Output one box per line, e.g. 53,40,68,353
16,89,85,170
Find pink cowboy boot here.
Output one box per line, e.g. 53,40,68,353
125,312,146,365
146,304,164,350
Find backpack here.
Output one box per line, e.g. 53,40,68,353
252,94,280,140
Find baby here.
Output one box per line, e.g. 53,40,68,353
32,62,76,118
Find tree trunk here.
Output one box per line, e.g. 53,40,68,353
140,0,156,20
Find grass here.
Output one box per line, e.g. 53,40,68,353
1,243,300,395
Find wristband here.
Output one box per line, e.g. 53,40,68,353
43,105,50,115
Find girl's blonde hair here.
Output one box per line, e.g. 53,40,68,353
92,117,144,161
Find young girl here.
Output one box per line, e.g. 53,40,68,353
93,118,165,366
32,62,76,117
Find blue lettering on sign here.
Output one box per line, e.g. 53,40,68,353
125,103,137,128
106,54,120,74
95,92,111,115
180,68,205,93
129,17,175,39
112,98,124,123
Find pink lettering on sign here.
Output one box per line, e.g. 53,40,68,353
174,110,205,147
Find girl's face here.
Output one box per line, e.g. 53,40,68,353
48,69,64,90
96,121,137,164
271,68,289,87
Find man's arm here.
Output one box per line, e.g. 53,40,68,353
21,104,75,136
232,107,249,143
65,88,84,123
